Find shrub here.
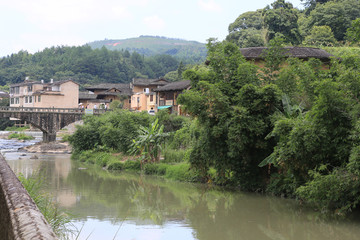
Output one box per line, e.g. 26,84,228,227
165,163,198,182
163,148,186,163
296,167,360,214
123,160,141,171
107,161,124,170
8,132,34,140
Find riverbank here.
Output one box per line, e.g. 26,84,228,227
23,141,72,154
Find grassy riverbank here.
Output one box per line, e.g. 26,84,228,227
71,150,208,183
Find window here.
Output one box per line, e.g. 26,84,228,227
129,99,131,104
15,98,19,104
10,98,14,104
28,85,32,92
38,96,41,102
29,96,32,103
15,87,19,94
150,95,153,102
10,88,14,94
25,96,28,103
137,97,140,103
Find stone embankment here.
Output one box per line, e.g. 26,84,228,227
0,154,57,239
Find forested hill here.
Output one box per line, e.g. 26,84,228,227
87,36,207,63
0,45,185,87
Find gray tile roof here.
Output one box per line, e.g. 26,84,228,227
85,83,131,91
79,92,97,100
133,78,169,86
154,80,191,92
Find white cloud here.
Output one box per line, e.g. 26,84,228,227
143,15,166,31
1,0,134,30
198,0,222,12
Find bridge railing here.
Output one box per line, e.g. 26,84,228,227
0,107,110,114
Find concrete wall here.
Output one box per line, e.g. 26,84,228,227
0,155,57,239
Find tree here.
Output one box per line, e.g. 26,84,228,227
307,0,360,41
262,0,302,45
301,0,331,15
346,18,360,43
130,119,169,164
226,10,266,47
303,25,337,46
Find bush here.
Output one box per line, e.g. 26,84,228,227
165,163,199,182
123,160,141,171
8,132,34,140
296,168,360,214
163,148,187,163
107,161,124,170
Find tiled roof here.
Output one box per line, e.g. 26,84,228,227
133,78,169,86
85,83,130,90
0,91,9,98
154,80,191,92
240,47,335,60
79,92,97,100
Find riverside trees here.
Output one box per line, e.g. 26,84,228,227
177,38,360,214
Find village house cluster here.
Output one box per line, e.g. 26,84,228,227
9,76,191,115
7,47,334,115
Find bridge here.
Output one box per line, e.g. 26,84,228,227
0,107,107,142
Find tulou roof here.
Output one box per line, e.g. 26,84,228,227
240,47,335,61
154,80,191,92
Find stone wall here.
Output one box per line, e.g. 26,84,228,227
0,154,57,240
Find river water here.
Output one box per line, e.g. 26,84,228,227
2,137,360,240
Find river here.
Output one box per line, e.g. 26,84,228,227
2,137,360,240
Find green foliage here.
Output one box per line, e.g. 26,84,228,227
226,10,266,48
129,119,169,163
5,126,30,131
306,0,360,41
346,18,360,43
8,132,34,140
155,111,189,132
164,163,200,182
263,0,302,44
69,110,153,153
296,167,360,214
303,25,337,46
88,36,207,64
0,44,184,86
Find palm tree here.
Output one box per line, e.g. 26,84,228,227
130,119,169,165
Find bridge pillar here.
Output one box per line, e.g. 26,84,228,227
43,132,56,142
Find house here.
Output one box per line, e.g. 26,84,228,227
0,91,9,100
9,78,79,108
83,83,132,109
153,80,191,114
130,78,169,112
239,46,335,69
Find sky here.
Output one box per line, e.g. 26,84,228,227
0,0,303,57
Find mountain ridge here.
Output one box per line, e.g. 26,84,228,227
87,35,207,63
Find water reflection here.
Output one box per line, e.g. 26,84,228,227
5,152,360,240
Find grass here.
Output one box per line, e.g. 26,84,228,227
5,126,30,131
73,150,203,182
8,132,34,140
18,173,76,238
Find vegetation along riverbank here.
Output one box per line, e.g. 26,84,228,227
68,37,360,217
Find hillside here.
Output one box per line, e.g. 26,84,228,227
87,36,207,63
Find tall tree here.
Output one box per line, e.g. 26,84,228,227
263,0,302,45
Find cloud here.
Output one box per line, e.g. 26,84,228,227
143,15,166,31
198,0,222,12
1,0,134,30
